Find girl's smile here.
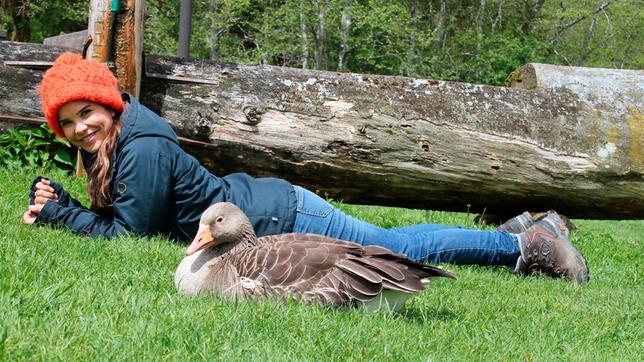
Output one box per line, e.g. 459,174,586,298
79,132,96,145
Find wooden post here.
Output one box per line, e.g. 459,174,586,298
89,0,144,97
88,0,109,62
112,0,145,97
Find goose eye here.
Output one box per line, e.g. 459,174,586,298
216,216,224,223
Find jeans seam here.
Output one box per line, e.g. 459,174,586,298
424,246,513,256
295,185,304,210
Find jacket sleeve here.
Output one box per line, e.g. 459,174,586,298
29,176,85,209
34,139,172,238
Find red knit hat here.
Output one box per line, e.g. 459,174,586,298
38,52,124,137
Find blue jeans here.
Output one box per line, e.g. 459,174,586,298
292,186,520,266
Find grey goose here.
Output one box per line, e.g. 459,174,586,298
175,202,455,311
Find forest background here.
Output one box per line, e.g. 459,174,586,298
1,0,642,86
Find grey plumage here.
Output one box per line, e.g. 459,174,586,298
175,202,455,310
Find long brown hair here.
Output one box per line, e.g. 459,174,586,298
87,119,122,213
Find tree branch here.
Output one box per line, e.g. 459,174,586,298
549,1,615,45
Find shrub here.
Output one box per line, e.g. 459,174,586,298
0,124,75,172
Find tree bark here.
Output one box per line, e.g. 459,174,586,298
1,41,643,220
88,0,144,96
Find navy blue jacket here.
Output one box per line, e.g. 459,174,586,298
31,94,297,240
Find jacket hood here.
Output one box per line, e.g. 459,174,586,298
117,93,178,147
81,93,179,170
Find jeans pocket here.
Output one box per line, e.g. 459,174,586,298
294,186,334,218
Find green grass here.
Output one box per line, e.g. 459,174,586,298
0,168,642,361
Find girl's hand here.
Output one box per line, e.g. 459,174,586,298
23,204,44,225
33,179,59,205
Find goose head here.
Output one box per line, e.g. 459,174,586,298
186,202,256,255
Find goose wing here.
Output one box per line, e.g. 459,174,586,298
229,233,454,308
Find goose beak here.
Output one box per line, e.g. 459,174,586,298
186,223,214,255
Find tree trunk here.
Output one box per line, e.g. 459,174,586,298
432,0,447,49
427,0,434,30
476,0,485,54
337,0,351,71
405,0,419,77
522,0,545,34
208,1,221,61
1,41,643,220
475,0,486,79
579,14,597,64
491,0,504,35
299,0,309,69
7,0,31,41
313,0,327,70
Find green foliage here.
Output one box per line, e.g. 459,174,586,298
0,169,642,360
28,0,87,43
9,0,644,84
0,4,9,31
1,0,87,42
0,124,75,173
139,0,641,85
143,1,180,57
538,0,642,68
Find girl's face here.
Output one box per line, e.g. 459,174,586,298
58,100,116,153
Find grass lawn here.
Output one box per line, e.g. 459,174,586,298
0,168,641,360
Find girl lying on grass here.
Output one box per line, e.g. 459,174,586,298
23,52,588,283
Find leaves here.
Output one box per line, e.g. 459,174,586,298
139,0,640,84
54,148,73,166
0,124,75,173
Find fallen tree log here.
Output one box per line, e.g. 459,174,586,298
1,41,642,219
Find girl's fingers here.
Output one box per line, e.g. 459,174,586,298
29,204,44,214
23,210,37,225
34,188,58,201
36,182,55,194
35,196,56,205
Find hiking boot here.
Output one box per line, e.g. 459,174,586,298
498,210,577,234
533,211,578,232
497,211,534,234
514,211,589,283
